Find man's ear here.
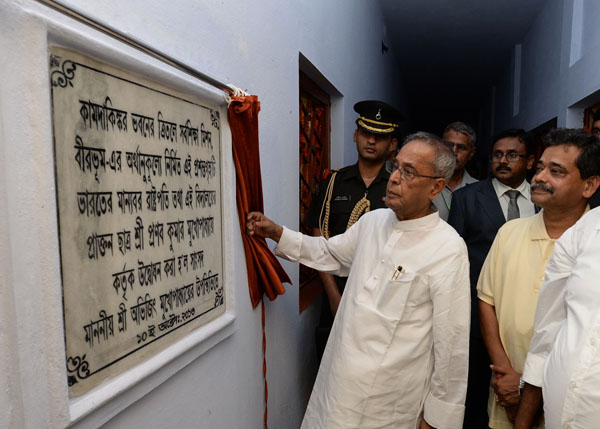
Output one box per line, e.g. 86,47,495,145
353,129,359,142
430,178,446,200
526,155,535,170
583,176,600,199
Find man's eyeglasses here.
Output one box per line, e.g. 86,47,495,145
491,152,527,162
385,160,443,182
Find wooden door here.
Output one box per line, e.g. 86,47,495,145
299,72,330,312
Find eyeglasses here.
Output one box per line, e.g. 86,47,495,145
491,151,528,162
385,160,442,182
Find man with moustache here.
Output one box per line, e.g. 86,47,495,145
433,121,478,221
304,100,401,361
478,128,600,429
448,129,536,428
248,133,470,429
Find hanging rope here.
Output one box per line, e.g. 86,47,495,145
262,299,269,429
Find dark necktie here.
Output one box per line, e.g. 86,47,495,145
506,190,520,221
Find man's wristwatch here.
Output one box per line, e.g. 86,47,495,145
518,377,525,397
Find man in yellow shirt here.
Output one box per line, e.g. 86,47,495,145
477,128,600,428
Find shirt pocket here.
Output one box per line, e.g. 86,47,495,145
330,198,353,216
372,271,416,321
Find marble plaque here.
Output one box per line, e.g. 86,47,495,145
49,47,225,396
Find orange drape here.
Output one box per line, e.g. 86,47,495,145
228,95,291,309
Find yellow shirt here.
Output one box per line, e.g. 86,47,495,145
477,212,553,429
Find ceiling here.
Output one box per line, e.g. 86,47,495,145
379,0,549,134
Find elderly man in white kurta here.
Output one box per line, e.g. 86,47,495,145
247,133,470,429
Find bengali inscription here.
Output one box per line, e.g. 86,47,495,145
50,47,224,397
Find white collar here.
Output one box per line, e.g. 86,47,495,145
392,208,440,231
492,177,531,200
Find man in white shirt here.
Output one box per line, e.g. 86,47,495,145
247,133,470,429
516,137,600,428
433,121,478,221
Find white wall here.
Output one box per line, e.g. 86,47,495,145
487,0,600,135
0,1,406,428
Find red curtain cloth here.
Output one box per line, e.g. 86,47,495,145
228,95,291,309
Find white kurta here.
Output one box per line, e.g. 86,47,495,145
275,208,470,429
523,207,600,429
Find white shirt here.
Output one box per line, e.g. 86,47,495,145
275,208,470,429
522,207,600,429
492,178,536,220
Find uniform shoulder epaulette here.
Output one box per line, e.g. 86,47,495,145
322,168,339,180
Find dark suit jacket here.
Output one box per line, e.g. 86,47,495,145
448,177,507,339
